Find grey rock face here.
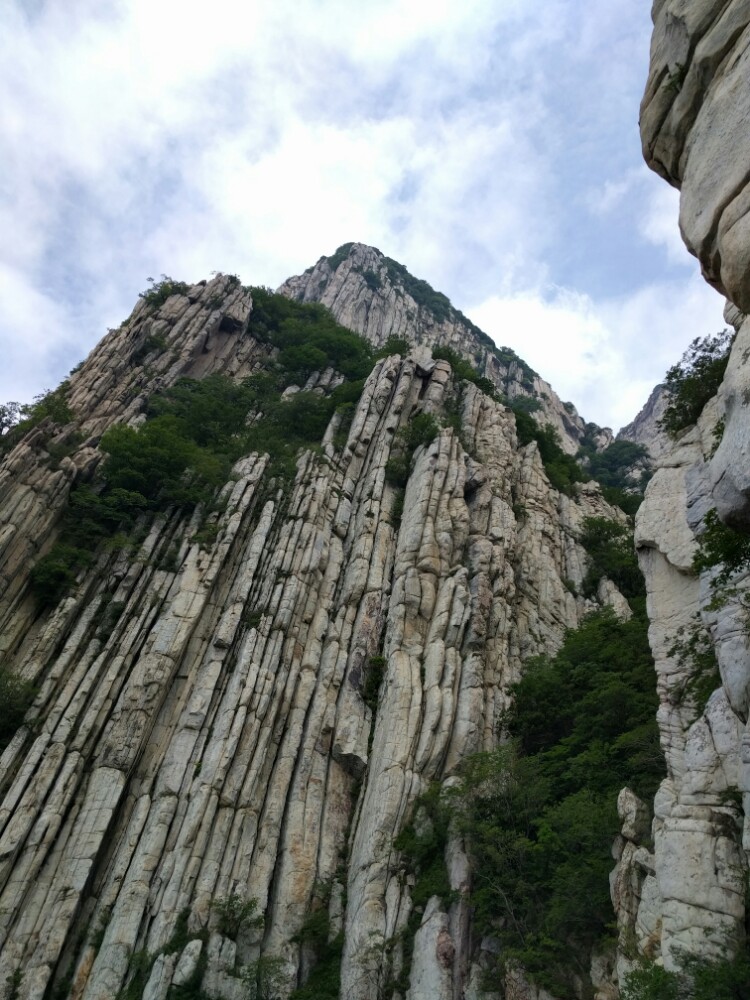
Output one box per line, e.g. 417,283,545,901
618,383,672,462
279,242,612,457
629,1,750,978
0,275,627,999
641,0,750,310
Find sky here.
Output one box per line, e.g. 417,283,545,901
0,0,727,432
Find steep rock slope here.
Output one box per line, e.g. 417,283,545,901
618,384,672,463
621,0,750,981
279,242,613,456
0,273,626,1000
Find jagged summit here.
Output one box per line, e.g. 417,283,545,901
285,242,504,355
280,241,613,455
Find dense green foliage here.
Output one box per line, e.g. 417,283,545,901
288,938,342,1000
376,335,411,357
384,412,441,488
575,432,651,517
431,346,498,398
451,604,662,994
359,267,382,292
622,948,750,1000
210,894,263,939
289,891,343,1000
510,395,542,414
391,784,454,993
580,516,645,601
0,384,73,454
579,439,651,515
599,486,643,519
0,665,35,749
693,507,750,599
395,783,453,910
659,329,733,437
30,292,375,607
582,440,649,489
513,409,585,494
139,275,190,309
29,543,93,606
326,242,354,272
241,956,286,1000
248,285,373,381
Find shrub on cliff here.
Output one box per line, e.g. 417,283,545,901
432,345,498,399
30,543,92,607
580,516,645,600
450,605,662,994
0,666,35,749
659,329,733,437
248,286,372,381
138,275,189,309
0,383,74,455
513,409,585,494
622,946,750,1000
385,412,440,487
692,507,750,596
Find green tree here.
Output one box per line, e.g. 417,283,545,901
449,605,662,994
580,516,645,600
513,410,585,494
29,544,91,606
659,329,733,437
0,401,22,436
0,666,35,749
692,507,750,596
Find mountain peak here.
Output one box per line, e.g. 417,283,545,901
279,242,612,455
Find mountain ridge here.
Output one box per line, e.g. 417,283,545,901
279,241,615,457
0,259,640,1000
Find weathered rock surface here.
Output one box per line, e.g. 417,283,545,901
641,0,750,310
0,273,627,1000
279,242,612,456
618,383,672,462
622,0,750,979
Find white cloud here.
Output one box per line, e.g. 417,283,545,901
0,0,717,440
638,182,688,265
587,166,689,267
586,172,639,216
467,268,726,432
0,262,81,403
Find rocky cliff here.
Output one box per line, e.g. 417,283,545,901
612,0,750,984
618,384,672,463
6,3,750,989
0,271,630,1000
279,242,613,457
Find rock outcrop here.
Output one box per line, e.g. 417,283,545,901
640,0,750,311
614,0,750,979
618,384,672,463
279,242,612,456
0,271,627,1000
